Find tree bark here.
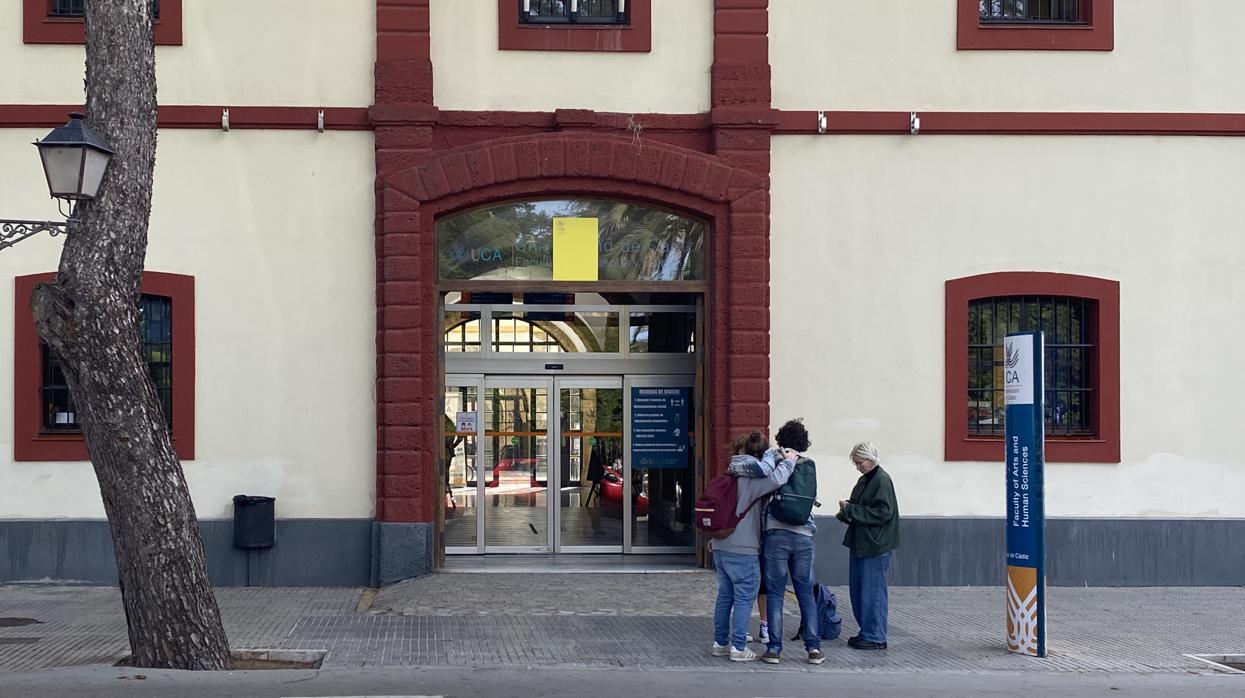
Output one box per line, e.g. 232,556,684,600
29,0,231,670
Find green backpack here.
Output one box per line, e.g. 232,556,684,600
769,457,818,526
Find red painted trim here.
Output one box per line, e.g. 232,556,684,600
7,106,1245,137
437,110,712,131
23,0,183,46
14,271,195,462
0,105,372,131
708,0,771,480
944,272,1120,463
376,0,430,62
957,0,1113,51
775,110,1245,136
497,0,652,52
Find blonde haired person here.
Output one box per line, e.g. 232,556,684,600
836,442,900,650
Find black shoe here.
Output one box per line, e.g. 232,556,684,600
848,637,887,650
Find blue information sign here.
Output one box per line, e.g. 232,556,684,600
1003,331,1047,658
630,387,691,469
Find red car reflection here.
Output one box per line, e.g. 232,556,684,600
598,459,648,516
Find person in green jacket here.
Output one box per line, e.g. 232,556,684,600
836,441,899,650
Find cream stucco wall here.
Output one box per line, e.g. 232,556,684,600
772,0,1245,112
431,0,712,113
0,129,376,520
0,0,374,106
770,134,1245,519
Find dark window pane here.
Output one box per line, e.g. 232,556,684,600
980,0,1084,24
967,295,1095,437
520,0,626,25
41,293,174,433
40,344,79,432
51,0,160,19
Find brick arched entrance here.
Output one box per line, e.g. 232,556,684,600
372,132,769,579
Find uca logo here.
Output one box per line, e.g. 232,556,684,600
1005,341,1022,370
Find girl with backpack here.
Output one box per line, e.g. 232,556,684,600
706,432,796,662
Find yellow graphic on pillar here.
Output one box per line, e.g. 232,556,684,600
1006,565,1040,655
552,217,599,281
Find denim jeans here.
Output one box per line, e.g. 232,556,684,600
849,551,893,644
762,529,820,654
713,549,761,651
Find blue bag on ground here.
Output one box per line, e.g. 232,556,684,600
792,583,843,641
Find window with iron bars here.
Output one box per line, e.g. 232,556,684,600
979,0,1085,24
967,295,1095,437
50,0,160,19
519,0,628,25
40,294,173,434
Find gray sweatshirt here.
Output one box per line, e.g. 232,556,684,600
712,456,795,555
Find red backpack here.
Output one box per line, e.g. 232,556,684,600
695,474,758,539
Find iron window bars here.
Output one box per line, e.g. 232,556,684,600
519,0,628,25
39,294,173,433
979,0,1085,24
967,295,1094,437
51,0,160,18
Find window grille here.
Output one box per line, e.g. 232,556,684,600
979,0,1084,24
967,295,1094,437
40,294,173,433
520,0,628,25
491,316,565,353
50,0,160,19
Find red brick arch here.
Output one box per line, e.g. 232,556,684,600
374,132,770,524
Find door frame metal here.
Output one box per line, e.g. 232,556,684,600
444,373,485,555
480,376,555,554
553,376,625,554
442,301,702,557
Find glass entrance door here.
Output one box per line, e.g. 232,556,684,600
445,374,694,554
556,379,624,552
483,378,551,552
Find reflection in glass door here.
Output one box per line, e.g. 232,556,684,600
484,380,550,551
557,379,624,551
443,379,480,552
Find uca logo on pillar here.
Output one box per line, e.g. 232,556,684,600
1003,335,1034,406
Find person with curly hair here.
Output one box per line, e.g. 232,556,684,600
759,418,825,665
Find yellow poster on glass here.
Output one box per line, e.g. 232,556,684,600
552,217,599,281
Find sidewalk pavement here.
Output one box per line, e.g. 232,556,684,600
1,573,1242,675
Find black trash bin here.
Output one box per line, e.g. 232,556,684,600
232,495,275,549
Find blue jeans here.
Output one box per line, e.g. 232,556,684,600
763,529,820,654
713,549,760,651
849,551,892,644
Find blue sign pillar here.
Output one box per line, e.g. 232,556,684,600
630,387,691,469
1004,331,1047,657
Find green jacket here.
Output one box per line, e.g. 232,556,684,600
835,466,900,557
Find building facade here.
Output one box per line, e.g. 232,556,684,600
2,0,1242,586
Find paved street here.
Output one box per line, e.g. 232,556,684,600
1,572,1242,693
0,666,1243,698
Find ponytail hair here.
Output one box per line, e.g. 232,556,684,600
731,430,769,459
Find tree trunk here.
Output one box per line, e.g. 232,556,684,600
28,0,231,670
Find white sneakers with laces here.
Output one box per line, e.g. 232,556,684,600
730,646,759,662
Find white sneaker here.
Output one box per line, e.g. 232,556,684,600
758,621,770,644
730,647,759,662
711,642,730,657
